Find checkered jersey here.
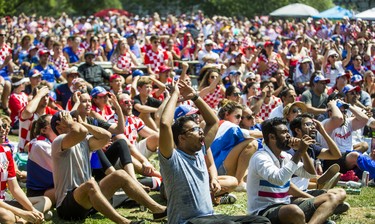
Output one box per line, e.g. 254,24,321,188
258,53,279,79
202,85,224,110
0,146,16,201
0,43,12,64
87,47,104,60
92,105,115,122
256,96,282,121
80,41,90,50
49,55,69,73
144,49,168,73
111,53,134,70
124,115,145,145
9,92,28,126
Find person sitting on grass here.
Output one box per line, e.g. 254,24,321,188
247,117,345,224
159,79,271,224
51,111,166,223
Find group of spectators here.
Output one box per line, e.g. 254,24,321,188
0,9,375,224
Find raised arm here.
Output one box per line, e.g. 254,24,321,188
323,100,344,133
314,119,341,160
159,82,180,159
21,86,50,120
59,111,88,150
106,92,125,134
81,121,111,151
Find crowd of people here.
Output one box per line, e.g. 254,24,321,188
0,9,375,224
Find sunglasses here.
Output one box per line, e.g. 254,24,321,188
153,41,160,44
242,115,254,120
292,108,302,113
0,123,8,129
181,126,202,135
355,58,362,61
312,47,319,50
304,122,314,127
330,55,338,58
234,114,242,119
232,92,241,97
0,34,5,37
121,99,134,105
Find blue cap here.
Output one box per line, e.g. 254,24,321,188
174,105,198,120
28,69,42,78
229,70,241,76
313,74,330,83
90,86,108,97
132,69,144,78
342,84,360,95
351,74,363,83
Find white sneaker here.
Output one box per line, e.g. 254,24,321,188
220,193,237,204
234,183,247,192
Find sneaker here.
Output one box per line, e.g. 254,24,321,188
319,173,341,190
317,164,340,189
333,202,350,215
234,183,247,192
153,209,167,221
219,193,237,204
44,210,53,221
323,220,336,224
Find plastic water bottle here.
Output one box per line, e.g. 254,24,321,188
346,181,362,188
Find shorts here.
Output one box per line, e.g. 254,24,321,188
136,138,153,158
26,188,46,197
323,151,350,174
259,198,316,223
56,188,91,221
217,164,227,175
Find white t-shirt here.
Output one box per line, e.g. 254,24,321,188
318,118,353,153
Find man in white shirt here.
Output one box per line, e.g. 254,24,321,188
247,117,342,224
269,88,297,119
197,39,220,65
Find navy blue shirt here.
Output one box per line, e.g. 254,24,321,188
55,83,72,109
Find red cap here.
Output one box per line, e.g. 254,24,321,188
159,65,171,73
38,49,50,57
110,74,121,82
264,41,274,48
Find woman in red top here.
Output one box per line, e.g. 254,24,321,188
90,86,115,122
258,41,286,80
198,65,225,111
9,75,29,135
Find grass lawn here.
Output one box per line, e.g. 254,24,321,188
7,135,375,224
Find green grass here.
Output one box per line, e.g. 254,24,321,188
8,133,375,224
41,187,375,224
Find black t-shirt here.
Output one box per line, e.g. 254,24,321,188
86,117,111,130
132,94,162,117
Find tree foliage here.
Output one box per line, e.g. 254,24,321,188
0,0,334,17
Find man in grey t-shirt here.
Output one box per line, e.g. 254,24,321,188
51,111,166,223
159,81,270,224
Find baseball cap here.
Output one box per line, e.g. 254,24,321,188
300,56,312,64
90,86,108,97
313,74,330,83
295,35,303,40
328,50,338,58
336,72,350,80
38,49,50,57
85,52,95,58
351,74,363,83
66,66,79,75
132,69,144,77
232,51,243,57
283,102,307,117
342,84,360,95
243,72,256,80
28,45,38,52
110,74,121,82
288,41,297,50
264,41,274,48
159,65,171,73
204,39,214,45
28,69,42,78
229,70,241,76
174,105,199,120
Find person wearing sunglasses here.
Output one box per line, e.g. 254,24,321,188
211,100,258,192
346,55,368,77
322,49,350,88
283,101,307,124
225,85,241,103
159,80,270,224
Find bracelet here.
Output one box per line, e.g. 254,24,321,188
191,93,199,102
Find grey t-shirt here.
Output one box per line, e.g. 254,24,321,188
52,134,92,207
301,89,328,109
159,147,214,224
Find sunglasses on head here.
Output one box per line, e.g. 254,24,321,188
292,108,302,113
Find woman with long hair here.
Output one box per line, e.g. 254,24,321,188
210,100,258,192
258,41,286,80
14,34,34,65
86,35,106,62
110,38,139,84
240,82,259,107
322,47,351,88
198,65,226,110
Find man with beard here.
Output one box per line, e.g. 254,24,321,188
159,80,270,224
247,117,342,224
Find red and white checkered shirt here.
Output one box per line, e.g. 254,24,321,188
202,85,224,110
111,53,134,70
144,49,168,73
80,41,90,50
258,53,280,79
123,115,145,145
0,43,12,65
0,146,16,201
92,104,115,122
49,55,69,73
254,95,282,121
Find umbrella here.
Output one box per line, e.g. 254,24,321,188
313,6,353,19
94,8,131,18
356,8,375,20
270,3,319,17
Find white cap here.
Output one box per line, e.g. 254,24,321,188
204,39,214,45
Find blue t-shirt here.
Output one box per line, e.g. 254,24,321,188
63,46,80,63
159,147,214,224
34,64,61,83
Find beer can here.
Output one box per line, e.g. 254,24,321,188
362,171,369,187
346,181,362,188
